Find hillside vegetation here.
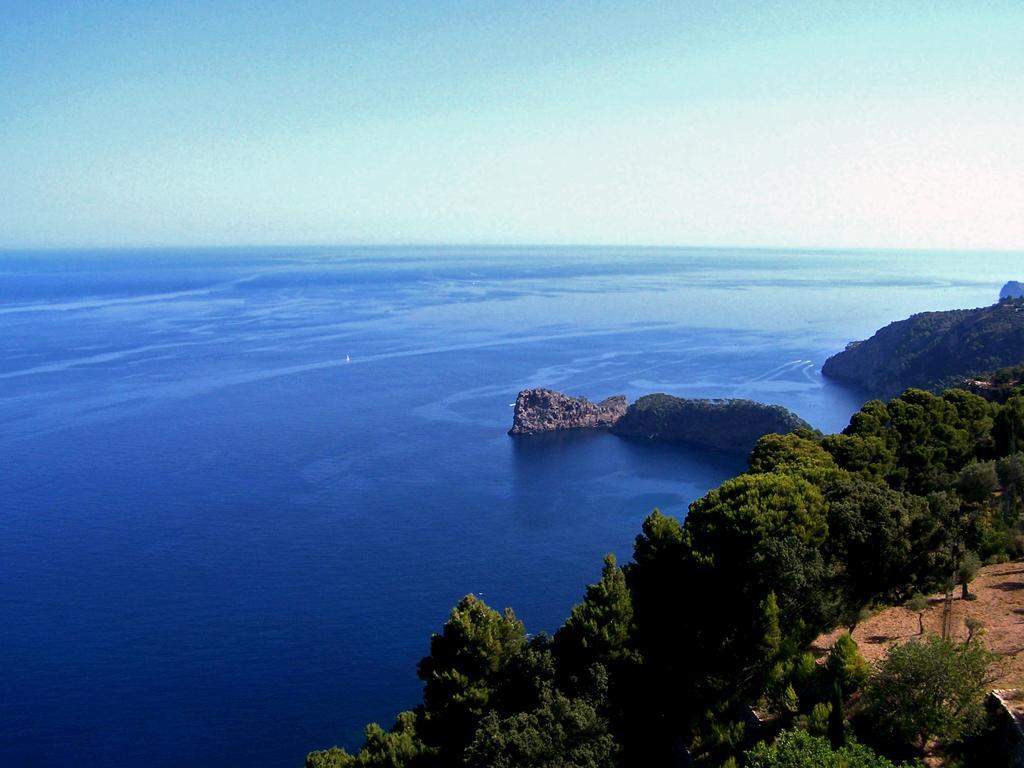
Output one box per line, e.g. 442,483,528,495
308,387,1024,767
822,298,1024,399
610,394,810,453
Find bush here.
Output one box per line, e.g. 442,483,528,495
745,729,918,767
862,635,996,752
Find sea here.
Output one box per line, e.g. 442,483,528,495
1,246,1019,767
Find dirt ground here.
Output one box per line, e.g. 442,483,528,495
814,560,1024,717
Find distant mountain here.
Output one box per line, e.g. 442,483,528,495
1000,280,1024,300
822,298,1024,399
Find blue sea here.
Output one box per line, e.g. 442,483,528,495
1,246,1019,767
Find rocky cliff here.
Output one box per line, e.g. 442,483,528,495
821,298,1024,400
1001,281,1024,300
610,393,811,453
508,388,628,435
509,388,808,452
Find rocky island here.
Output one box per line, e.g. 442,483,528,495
509,388,809,453
822,297,1024,399
508,388,628,435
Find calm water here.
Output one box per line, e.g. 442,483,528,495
1,246,1019,767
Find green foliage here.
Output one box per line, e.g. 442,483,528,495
862,635,996,752
305,712,433,768
957,551,982,599
834,389,995,494
996,453,1024,527
745,729,917,767
554,554,636,673
823,298,1024,401
807,702,831,737
681,472,836,703
687,471,828,555
886,389,977,491
611,393,810,451
463,686,616,768
748,433,841,485
757,592,782,664
826,633,870,695
942,389,995,455
993,394,1024,455
779,684,800,716
416,594,526,761
825,475,921,609
791,652,817,685
906,593,927,613
956,462,999,504
306,747,352,768
821,433,897,483
312,379,1022,768
691,716,747,767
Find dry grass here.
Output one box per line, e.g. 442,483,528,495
814,560,1024,718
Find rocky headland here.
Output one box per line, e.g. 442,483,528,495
509,388,809,453
822,297,1024,400
609,393,811,453
508,388,629,435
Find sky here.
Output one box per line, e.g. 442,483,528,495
1,1,1023,249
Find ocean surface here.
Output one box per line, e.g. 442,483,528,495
1,246,1020,767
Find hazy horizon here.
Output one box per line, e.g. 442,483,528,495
3,1,1023,250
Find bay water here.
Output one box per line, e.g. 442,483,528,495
1,246,1018,766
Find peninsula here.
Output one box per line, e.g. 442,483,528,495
822,297,1024,399
509,388,810,453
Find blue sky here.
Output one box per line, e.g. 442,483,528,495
1,1,1022,248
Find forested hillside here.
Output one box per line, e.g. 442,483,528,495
822,298,1024,399
308,386,1024,767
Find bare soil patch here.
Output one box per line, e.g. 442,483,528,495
814,560,1024,719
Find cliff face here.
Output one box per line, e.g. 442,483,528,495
822,299,1024,400
508,388,628,435
610,393,810,453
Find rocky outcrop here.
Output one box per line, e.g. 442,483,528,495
1001,281,1024,301
509,388,809,453
822,299,1024,400
508,388,628,435
610,393,810,453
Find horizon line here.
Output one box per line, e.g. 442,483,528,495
2,241,1023,255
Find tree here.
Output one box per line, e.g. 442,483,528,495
885,389,969,493
683,472,835,690
824,476,919,611
837,389,992,494
956,462,999,504
993,394,1024,456
554,554,636,675
942,389,994,458
748,433,841,485
305,712,434,768
821,433,897,484
996,453,1024,520
826,633,869,695
416,594,526,762
957,551,981,600
906,593,927,636
964,616,984,644
744,729,914,767
619,509,693,764
862,635,996,753
463,685,616,768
